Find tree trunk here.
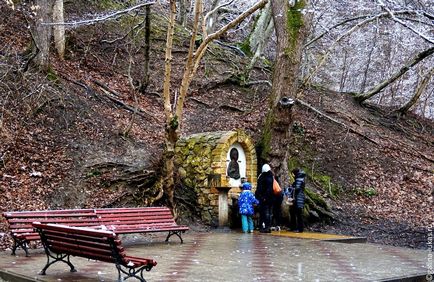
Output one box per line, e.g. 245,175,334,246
139,5,151,93
258,0,311,186
162,0,178,210
354,46,434,103
245,1,274,76
360,28,377,92
206,0,220,34
177,0,190,26
397,67,433,116
52,0,65,59
33,0,53,71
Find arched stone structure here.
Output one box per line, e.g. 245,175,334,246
175,130,257,226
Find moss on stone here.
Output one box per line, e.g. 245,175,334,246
287,157,341,198
305,187,329,210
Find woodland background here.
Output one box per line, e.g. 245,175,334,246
0,0,433,250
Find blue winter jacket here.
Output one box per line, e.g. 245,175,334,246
239,190,259,216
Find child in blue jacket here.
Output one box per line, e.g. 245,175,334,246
238,178,259,233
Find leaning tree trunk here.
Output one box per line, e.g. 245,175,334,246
52,0,65,59
258,0,311,186
354,46,434,103
397,67,433,116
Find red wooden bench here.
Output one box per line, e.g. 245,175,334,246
95,207,189,243
32,222,157,282
3,207,189,255
2,209,100,256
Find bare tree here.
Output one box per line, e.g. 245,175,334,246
205,0,220,33
161,0,268,210
140,5,151,93
304,1,434,117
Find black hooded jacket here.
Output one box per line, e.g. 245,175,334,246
255,171,274,206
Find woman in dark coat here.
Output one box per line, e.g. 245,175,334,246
289,168,306,232
255,164,274,233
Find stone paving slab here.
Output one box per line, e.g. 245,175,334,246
0,231,431,282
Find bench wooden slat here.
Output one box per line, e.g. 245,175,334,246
4,213,97,218
100,219,175,224
8,218,101,224
51,245,117,264
3,209,94,216
124,255,157,268
95,207,167,213
16,234,40,240
48,240,115,257
43,232,124,250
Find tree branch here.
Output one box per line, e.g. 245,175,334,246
376,0,434,44
203,0,235,36
43,1,156,27
304,12,386,85
92,80,156,121
100,17,146,44
305,10,432,48
175,0,268,119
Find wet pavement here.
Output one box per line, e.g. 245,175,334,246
0,230,431,281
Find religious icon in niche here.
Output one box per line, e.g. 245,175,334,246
227,148,240,179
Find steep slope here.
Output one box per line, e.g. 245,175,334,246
290,87,433,248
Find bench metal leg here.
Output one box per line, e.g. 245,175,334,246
165,231,184,243
11,238,29,257
40,253,77,275
116,263,153,282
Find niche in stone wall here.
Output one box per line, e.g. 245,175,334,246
226,143,246,188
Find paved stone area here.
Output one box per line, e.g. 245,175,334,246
0,230,431,281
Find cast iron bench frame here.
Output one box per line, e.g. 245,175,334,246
32,222,157,282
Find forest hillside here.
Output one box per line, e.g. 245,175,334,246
0,1,433,250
